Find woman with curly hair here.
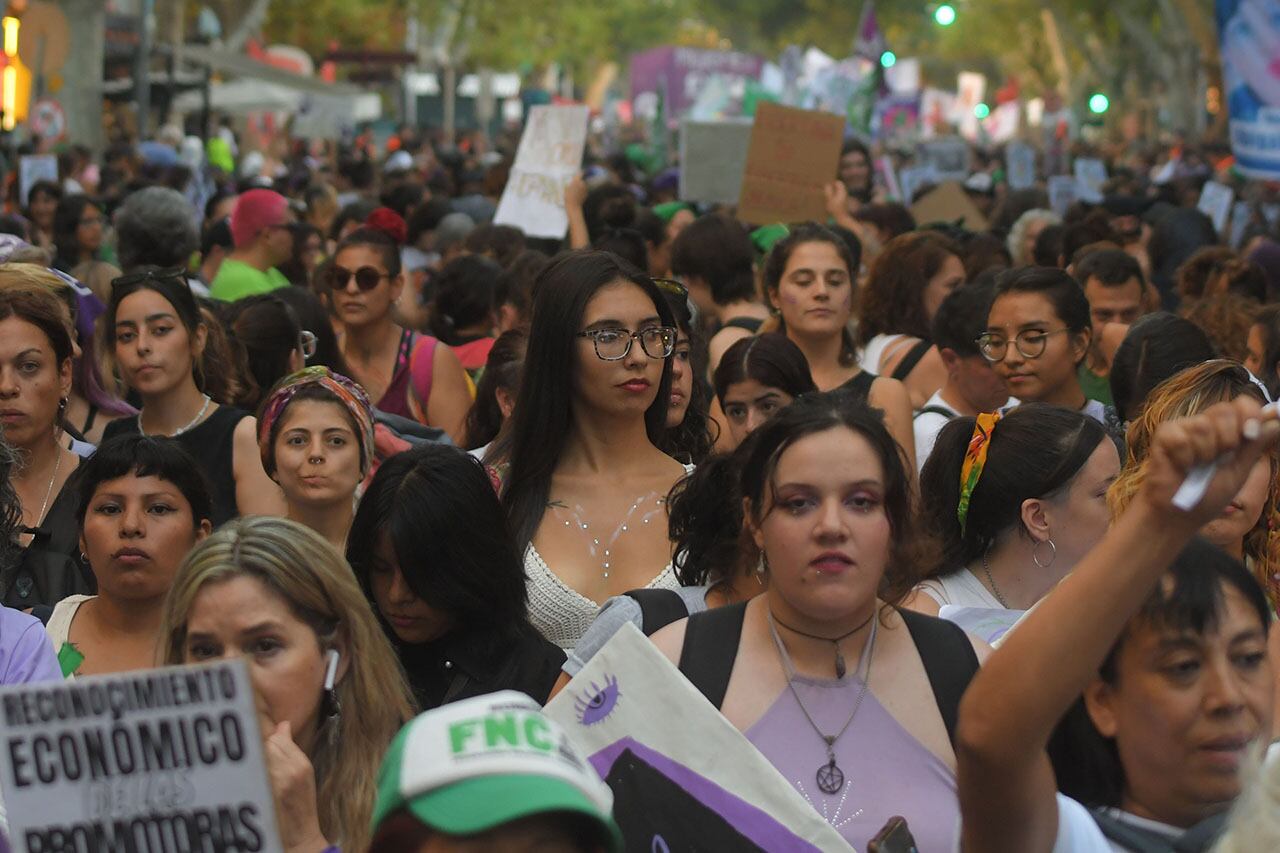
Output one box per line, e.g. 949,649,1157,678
855,231,966,408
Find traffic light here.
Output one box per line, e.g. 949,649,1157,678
935,4,957,26
1089,93,1110,114
880,50,897,68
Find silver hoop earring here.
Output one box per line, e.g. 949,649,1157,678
1032,538,1057,570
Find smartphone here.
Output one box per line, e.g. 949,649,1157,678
867,816,918,853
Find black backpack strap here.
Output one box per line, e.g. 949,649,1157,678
898,608,980,745
913,405,958,421
890,338,933,381
677,602,748,710
624,589,691,637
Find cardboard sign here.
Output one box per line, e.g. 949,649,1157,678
493,105,590,239
545,623,853,852
18,155,58,207
910,181,988,232
1005,141,1037,190
0,660,282,853
679,119,753,204
1047,174,1078,217
1197,181,1235,237
919,137,970,183
736,102,843,225
1073,158,1107,203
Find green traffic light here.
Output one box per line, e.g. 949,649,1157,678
974,102,990,119
1089,93,1110,114
935,4,957,26
880,51,897,68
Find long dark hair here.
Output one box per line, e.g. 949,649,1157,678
52,195,100,271
1048,538,1272,808
227,294,302,411
669,448,751,587
920,404,1113,575
713,333,817,404
739,390,931,605
503,250,675,550
1109,312,1218,423
346,445,538,661
856,231,961,346
659,287,716,465
463,327,527,450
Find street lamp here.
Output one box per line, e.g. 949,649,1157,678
935,4,957,26
1089,93,1110,114
880,50,897,68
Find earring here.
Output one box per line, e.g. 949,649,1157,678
1032,538,1057,570
755,551,770,576
323,649,341,743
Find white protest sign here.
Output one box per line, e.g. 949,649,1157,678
679,118,753,204
1048,174,1079,217
0,660,282,853
1073,157,1107,203
494,104,590,239
19,155,58,207
545,623,852,852
1006,141,1036,190
920,137,970,182
1197,181,1235,237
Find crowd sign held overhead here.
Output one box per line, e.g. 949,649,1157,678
737,102,844,225
493,105,591,240
1217,0,1280,179
0,660,282,853
679,119,753,204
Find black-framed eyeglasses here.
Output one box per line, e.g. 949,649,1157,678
976,328,1071,362
111,266,187,290
299,330,318,360
329,265,391,291
576,326,677,361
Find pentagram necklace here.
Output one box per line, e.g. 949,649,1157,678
767,608,877,796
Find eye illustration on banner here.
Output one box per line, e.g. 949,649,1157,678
575,675,621,726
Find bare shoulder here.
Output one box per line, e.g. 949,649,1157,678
232,414,259,447
868,374,911,407
649,617,690,666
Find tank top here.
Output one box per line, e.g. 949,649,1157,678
745,676,960,850
45,594,92,678
835,370,877,402
375,327,419,419
103,406,248,528
525,463,695,649
915,568,1002,610
857,333,909,375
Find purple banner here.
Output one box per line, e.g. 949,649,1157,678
630,46,764,117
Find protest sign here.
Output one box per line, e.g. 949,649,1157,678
679,119,753,204
1197,181,1235,236
876,155,902,202
493,105,590,239
1073,158,1107,203
1216,0,1280,179
956,72,987,138
910,181,989,232
545,623,852,851
630,46,764,118
0,659,282,853
898,164,937,205
736,102,843,225
19,155,58,207
1047,175,1078,217
1006,141,1037,190
919,137,970,182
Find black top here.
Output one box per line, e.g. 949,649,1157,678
2,462,95,610
718,316,764,335
396,628,566,711
835,370,877,402
104,406,248,528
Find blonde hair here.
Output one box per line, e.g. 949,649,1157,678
158,516,414,852
1109,360,1280,610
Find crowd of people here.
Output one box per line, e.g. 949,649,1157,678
2,122,1280,852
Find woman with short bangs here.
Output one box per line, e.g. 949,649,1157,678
159,516,414,853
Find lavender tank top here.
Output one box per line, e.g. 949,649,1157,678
745,677,959,851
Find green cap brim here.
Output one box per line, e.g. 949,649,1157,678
404,775,622,851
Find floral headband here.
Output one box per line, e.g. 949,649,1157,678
957,412,1002,536
258,367,375,476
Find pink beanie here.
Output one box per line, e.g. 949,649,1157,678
230,189,288,248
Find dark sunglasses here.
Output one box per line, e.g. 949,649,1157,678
111,266,187,290
328,265,391,291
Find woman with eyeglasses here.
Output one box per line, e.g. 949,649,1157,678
328,226,471,444
763,223,916,470
101,270,286,527
502,251,691,649
257,368,373,552
981,267,1111,424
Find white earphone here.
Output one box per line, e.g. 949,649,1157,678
323,649,340,691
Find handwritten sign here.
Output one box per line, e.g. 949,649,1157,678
493,105,590,239
0,660,282,853
679,119,753,204
546,623,852,851
736,102,844,225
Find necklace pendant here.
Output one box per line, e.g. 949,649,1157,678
834,646,846,679
816,758,845,795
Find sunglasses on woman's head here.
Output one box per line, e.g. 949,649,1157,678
111,266,187,291
328,265,391,291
